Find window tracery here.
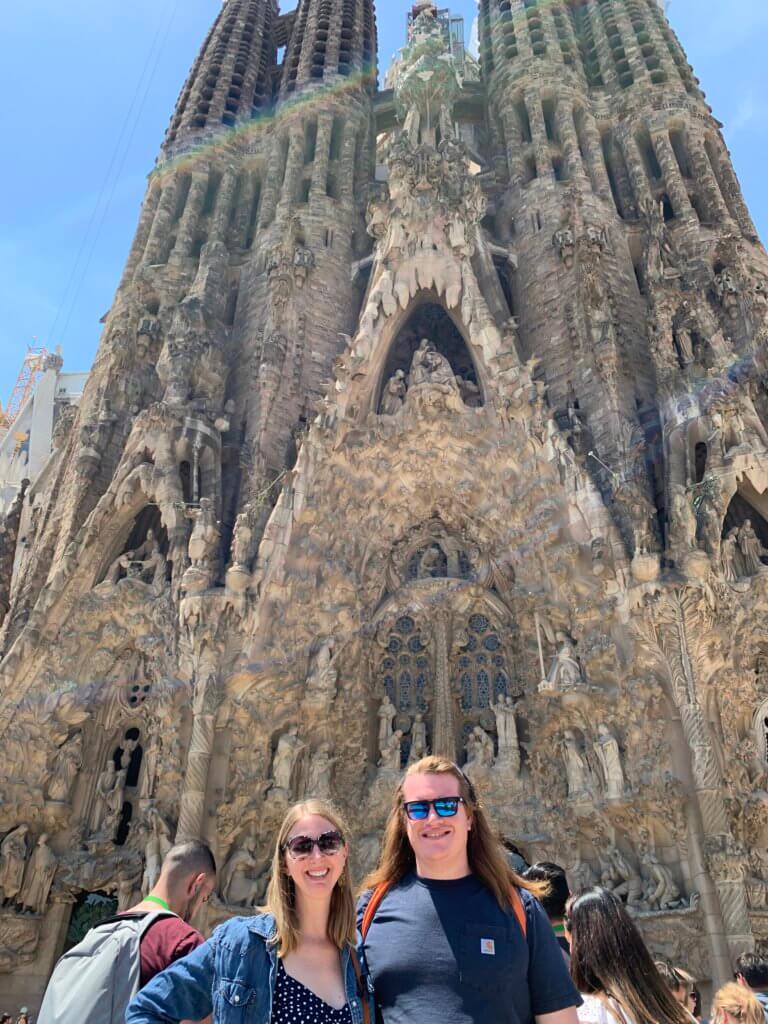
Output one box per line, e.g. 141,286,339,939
379,615,431,713
455,613,510,710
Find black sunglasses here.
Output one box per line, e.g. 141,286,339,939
403,797,465,821
284,830,345,859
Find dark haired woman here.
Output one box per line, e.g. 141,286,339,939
358,755,581,1024
566,887,690,1024
128,799,373,1023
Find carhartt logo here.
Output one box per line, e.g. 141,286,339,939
480,938,496,956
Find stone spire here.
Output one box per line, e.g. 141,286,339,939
164,0,279,153
279,0,377,97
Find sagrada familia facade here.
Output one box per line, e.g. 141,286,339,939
1,0,767,1006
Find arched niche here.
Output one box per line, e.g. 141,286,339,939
376,300,484,414
96,504,170,587
112,726,144,847
722,488,768,551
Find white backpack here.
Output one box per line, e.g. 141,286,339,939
38,911,176,1024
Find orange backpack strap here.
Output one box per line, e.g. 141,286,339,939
360,881,392,940
510,886,528,939
349,948,371,1024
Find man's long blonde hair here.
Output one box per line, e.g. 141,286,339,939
361,756,546,909
263,799,356,957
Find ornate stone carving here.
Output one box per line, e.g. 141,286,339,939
19,834,57,915
593,725,626,801
0,827,29,906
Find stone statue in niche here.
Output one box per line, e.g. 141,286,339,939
220,835,268,908
492,696,520,772
456,375,481,408
91,758,127,839
641,198,679,282
307,743,336,799
379,729,404,772
464,726,494,787
593,724,625,801
272,727,306,794
570,849,597,893
419,544,445,578
381,370,407,416
231,506,254,569
602,843,644,909
141,807,172,895
553,227,575,269
738,520,768,576
0,825,29,906
19,834,57,915
184,497,220,592
305,639,339,706
644,852,685,911
139,734,160,802
721,528,740,582
562,731,590,799
546,637,582,691
673,325,695,368
714,267,740,319
408,713,428,764
378,695,397,754
46,731,83,802
409,339,459,394
105,529,167,588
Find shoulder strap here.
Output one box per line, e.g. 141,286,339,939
360,882,392,940
361,881,527,941
349,948,371,1024
509,886,527,939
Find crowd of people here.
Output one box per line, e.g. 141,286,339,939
35,755,768,1024
0,1012,31,1024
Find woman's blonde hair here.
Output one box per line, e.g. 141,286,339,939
361,755,546,909
263,799,355,957
712,983,765,1024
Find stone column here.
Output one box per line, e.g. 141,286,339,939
277,129,305,218
173,171,210,258
258,136,286,229
432,612,456,762
555,98,587,184
209,168,238,244
652,130,694,220
310,113,334,199
685,131,731,226
500,107,526,189
122,186,162,284
176,671,222,841
232,171,261,248
578,110,612,201
618,130,655,211
524,89,552,181
143,176,185,265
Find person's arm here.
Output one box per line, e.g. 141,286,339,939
536,1009,580,1024
126,938,216,1023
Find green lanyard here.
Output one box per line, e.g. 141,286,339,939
144,895,171,912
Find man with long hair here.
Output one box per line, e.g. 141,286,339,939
358,755,580,1024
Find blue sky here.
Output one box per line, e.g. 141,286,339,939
1,0,766,398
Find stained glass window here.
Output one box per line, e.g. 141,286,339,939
455,613,511,709
379,617,432,713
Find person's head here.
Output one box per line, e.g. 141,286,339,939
736,953,768,993
567,887,689,1024
1,1013,11,1023
363,756,546,910
712,982,766,1024
154,840,217,922
523,862,570,922
264,799,354,957
655,962,699,1018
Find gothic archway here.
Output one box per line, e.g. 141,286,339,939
377,301,483,413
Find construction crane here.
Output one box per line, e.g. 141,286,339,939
0,345,49,441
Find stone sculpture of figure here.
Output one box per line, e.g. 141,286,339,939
570,849,597,894
738,520,768,576
91,760,120,836
231,507,253,568
272,726,306,794
605,844,644,909
46,731,83,802
188,498,220,572
408,713,428,764
673,326,695,367
19,834,57,915
644,852,684,911
419,545,444,578
305,639,339,705
381,370,407,416
548,638,582,690
378,695,397,752
379,729,404,772
308,743,336,799
220,835,267,908
468,726,494,767
106,530,166,587
493,696,520,770
593,724,625,800
409,339,457,391
721,528,740,582
456,375,481,408
139,734,159,802
142,809,172,895
0,826,29,906
562,731,589,798
642,198,677,281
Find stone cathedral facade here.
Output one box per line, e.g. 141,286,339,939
1,0,768,1006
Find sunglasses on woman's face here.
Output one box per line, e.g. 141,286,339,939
284,830,345,859
403,797,465,821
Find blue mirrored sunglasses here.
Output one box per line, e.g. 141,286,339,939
403,797,465,821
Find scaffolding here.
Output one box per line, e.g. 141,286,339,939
0,346,49,441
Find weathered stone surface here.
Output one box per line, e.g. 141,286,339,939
2,0,768,1008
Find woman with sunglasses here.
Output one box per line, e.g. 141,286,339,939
127,799,373,1023
358,755,581,1024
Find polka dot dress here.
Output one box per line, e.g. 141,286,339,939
271,961,354,1023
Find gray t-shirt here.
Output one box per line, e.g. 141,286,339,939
358,872,580,1024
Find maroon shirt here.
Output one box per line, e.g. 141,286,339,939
136,916,205,987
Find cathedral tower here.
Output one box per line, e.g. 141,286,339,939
1,1,768,1009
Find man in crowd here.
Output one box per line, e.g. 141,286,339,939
524,862,571,960
736,952,768,1022
655,961,699,1021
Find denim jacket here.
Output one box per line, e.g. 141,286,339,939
125,913,371,1024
